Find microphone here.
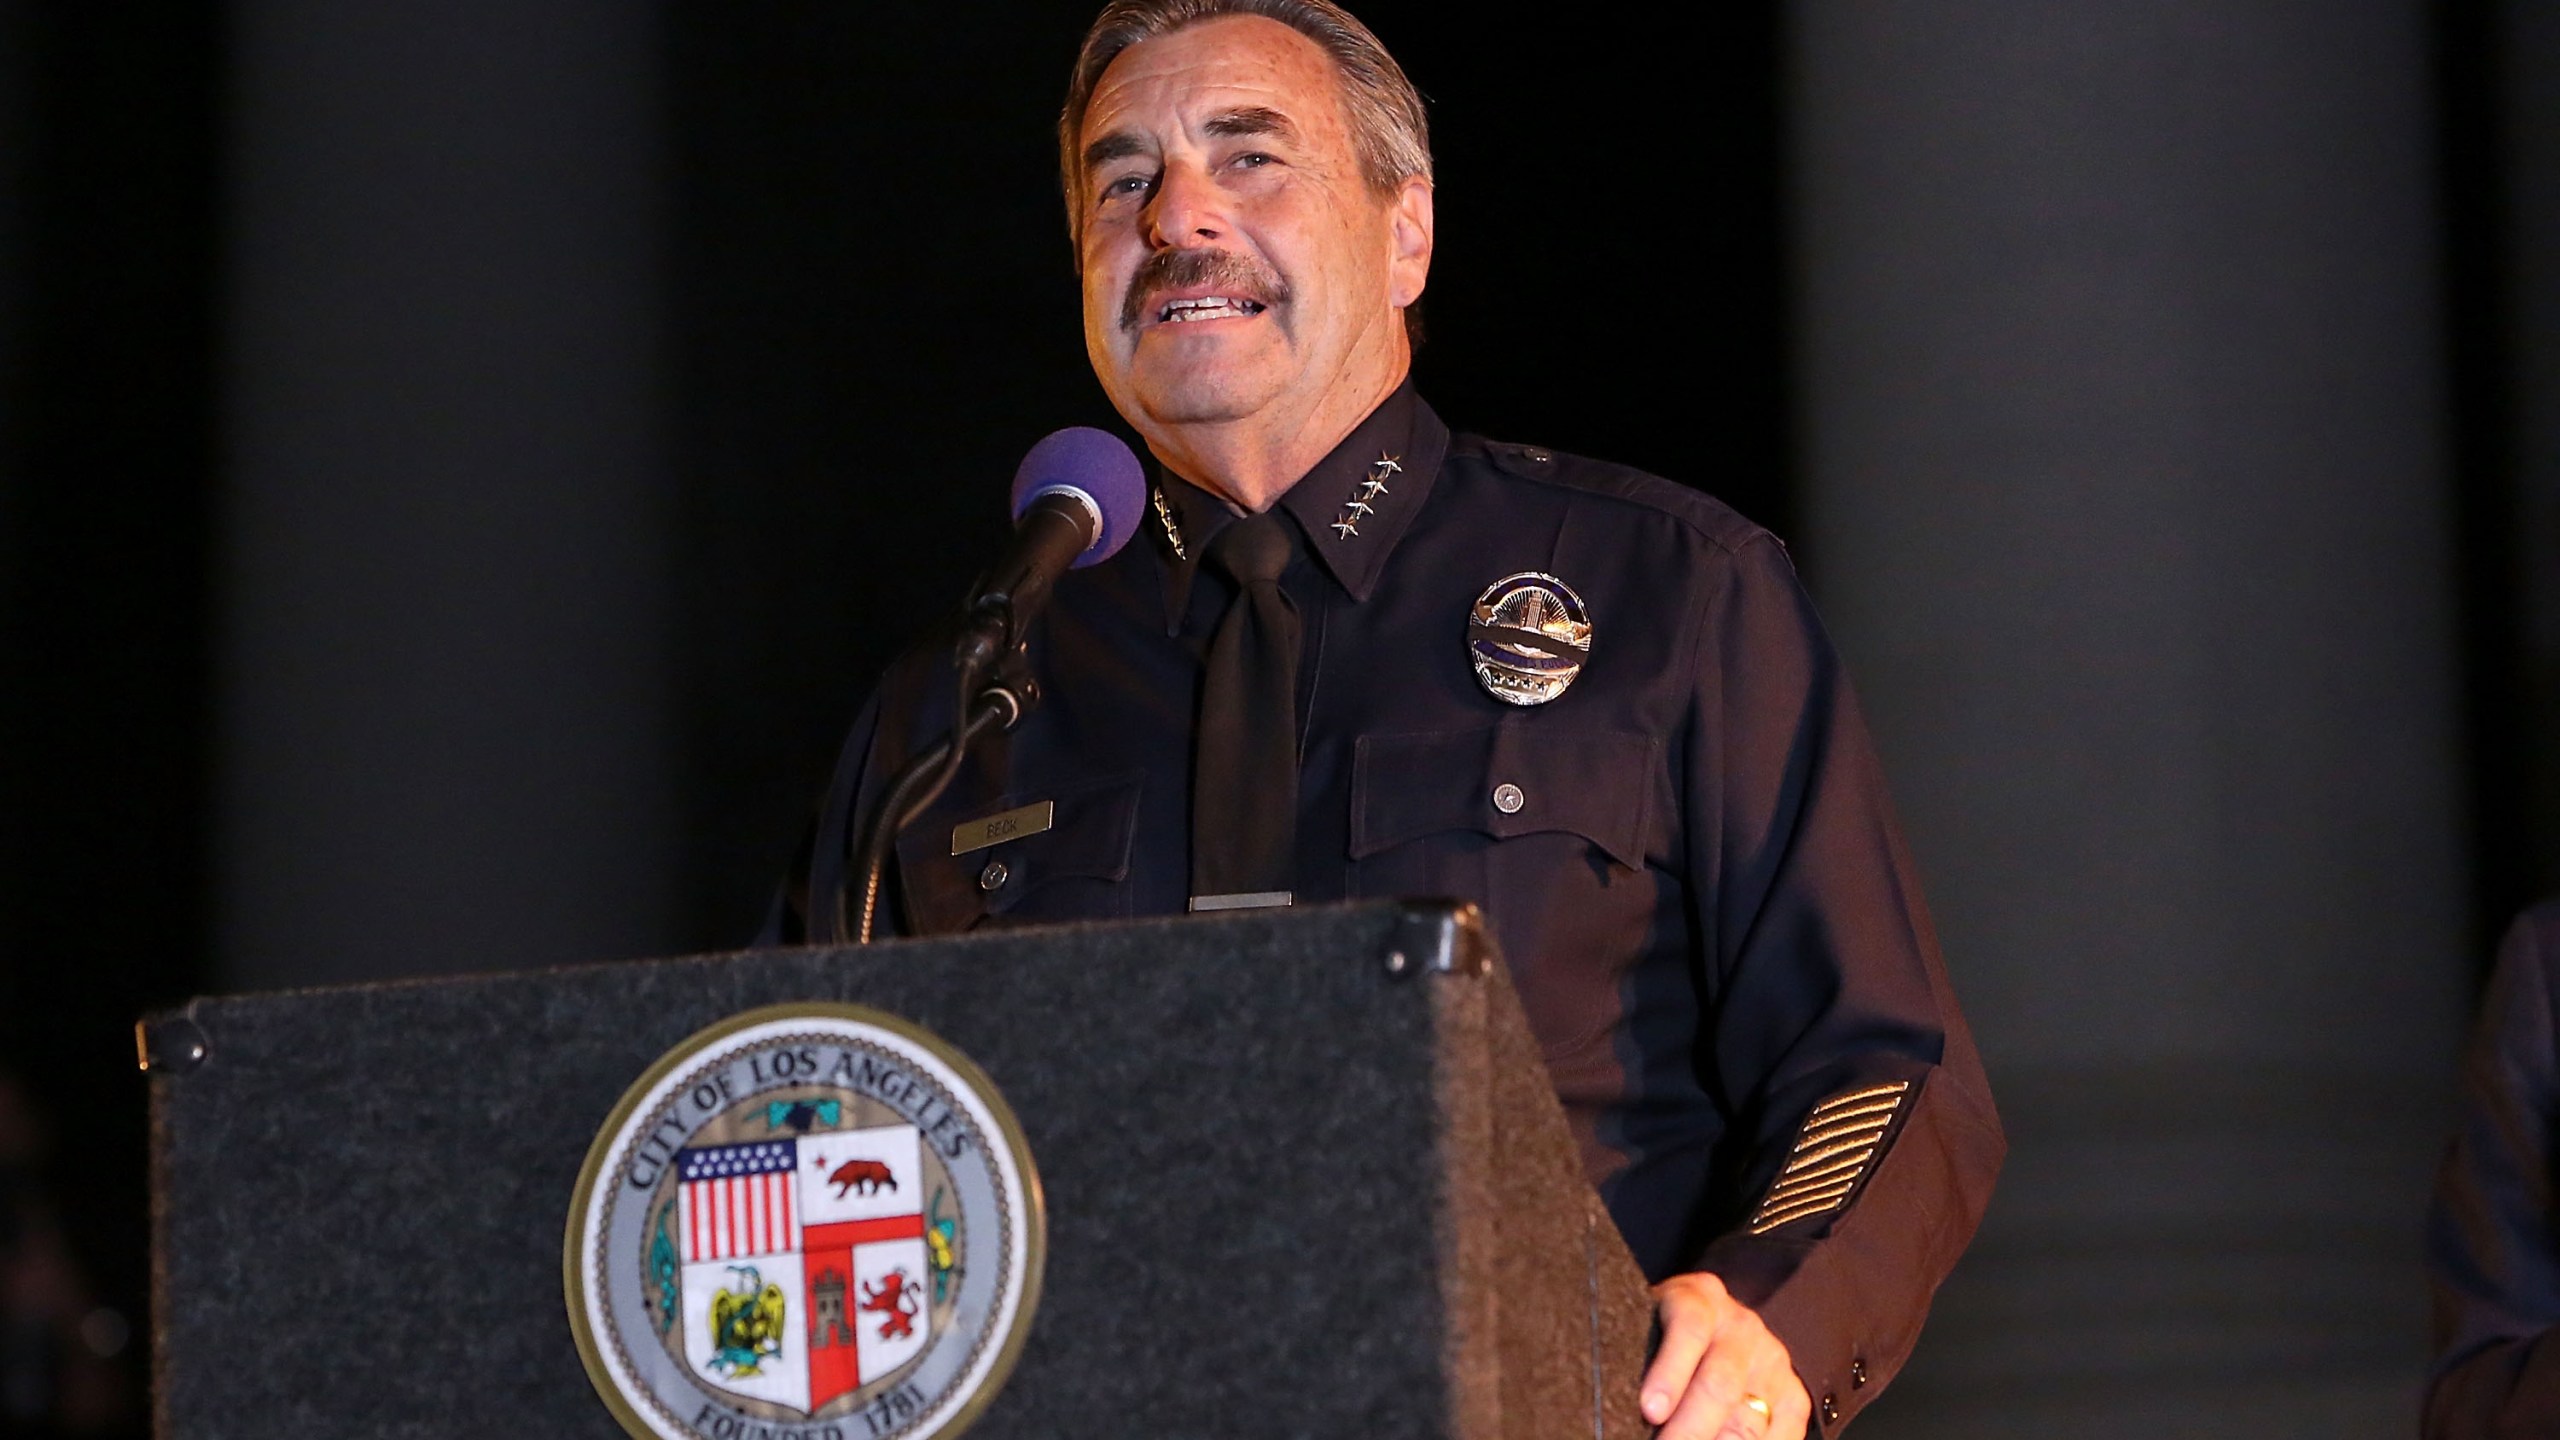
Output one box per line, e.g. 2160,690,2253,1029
846,428,1146,944
957,427,1146,671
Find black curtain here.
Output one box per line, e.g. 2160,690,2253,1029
0,4,225,1434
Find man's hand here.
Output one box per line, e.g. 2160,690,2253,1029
1641,1272,1812,1439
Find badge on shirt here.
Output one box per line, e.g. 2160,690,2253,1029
1468,572,1592,706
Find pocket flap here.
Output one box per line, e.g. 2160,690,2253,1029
1350,726,1656,870
897,770,1143,927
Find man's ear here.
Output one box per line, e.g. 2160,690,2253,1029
1388,175,1434,309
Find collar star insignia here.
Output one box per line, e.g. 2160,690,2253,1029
1152,485,1188,560
1331,453,1401,541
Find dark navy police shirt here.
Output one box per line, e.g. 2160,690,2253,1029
766,383,2003,1431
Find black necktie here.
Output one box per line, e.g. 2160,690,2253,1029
1190,512,1300,908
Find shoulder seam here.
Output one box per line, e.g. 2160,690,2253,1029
1450,433,1773,559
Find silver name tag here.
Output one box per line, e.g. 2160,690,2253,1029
950,800,1055,856
1187,891,1295,912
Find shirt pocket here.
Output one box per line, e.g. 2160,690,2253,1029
1350,724,1655,873
896,770,1144,934
1349,724,1662,1070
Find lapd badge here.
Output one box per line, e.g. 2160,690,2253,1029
1468,572,1592,706
567,1004,1044,1440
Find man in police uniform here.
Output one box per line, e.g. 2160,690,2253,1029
766,2,2004,1434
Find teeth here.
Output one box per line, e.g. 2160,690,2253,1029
1157,297,1265,323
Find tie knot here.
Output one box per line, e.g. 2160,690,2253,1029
1206,511,1292,586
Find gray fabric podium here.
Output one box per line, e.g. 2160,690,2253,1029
145,899,1654,1438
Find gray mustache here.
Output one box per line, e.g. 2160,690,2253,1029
1119,249,1290,331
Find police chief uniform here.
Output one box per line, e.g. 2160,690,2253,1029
764,380,2004,1433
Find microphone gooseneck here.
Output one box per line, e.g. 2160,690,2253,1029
842,427,1146,945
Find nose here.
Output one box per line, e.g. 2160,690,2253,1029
1143,158,1225,250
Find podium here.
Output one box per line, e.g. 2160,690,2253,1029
145,900,1655,1438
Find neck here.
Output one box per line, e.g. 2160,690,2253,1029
1150,342,1409,514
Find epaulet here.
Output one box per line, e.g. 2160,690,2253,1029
1451,432,1780,560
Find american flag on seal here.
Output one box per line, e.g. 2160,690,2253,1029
678,1140,801,1261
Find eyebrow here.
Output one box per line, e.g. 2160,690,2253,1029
1080,107,1303,176
1082,130,1150,173
1202,106,1298,143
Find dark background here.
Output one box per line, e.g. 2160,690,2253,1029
0,3,2551,1436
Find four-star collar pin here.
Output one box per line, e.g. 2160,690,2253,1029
1331,454,1400,539
1152,485,1188,560
1157,450,1400,552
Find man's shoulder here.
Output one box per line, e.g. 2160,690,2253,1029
1442,430,1781,561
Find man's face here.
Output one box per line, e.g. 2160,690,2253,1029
1075,16,1424,440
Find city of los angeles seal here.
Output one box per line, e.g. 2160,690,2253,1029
566,1004,1044,1440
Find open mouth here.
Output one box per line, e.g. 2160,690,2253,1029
1155,295,1267,324
1118,248,1292,331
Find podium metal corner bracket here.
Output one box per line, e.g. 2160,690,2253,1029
1382,899,1492,980
136,1012,209,1074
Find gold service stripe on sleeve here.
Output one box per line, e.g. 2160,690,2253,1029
1778,1131,1887,1177
1792,1110,1897,1152
1758,1178,1860,1217
1807,1081,1910,1120
1763,1150,1869,1193
1765,1156,1872,1202
1746,1080,1913,1235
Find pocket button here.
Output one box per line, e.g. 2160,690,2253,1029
1491,782,1525,815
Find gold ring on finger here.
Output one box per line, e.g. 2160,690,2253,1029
1742,1393,1772,1420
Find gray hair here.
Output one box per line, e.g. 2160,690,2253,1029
1058,0,1433,242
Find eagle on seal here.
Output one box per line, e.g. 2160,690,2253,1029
707,1266,788,1378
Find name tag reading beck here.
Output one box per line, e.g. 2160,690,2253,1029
951,800,1055,856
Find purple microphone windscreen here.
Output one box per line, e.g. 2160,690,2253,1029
1010,427,1146,568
